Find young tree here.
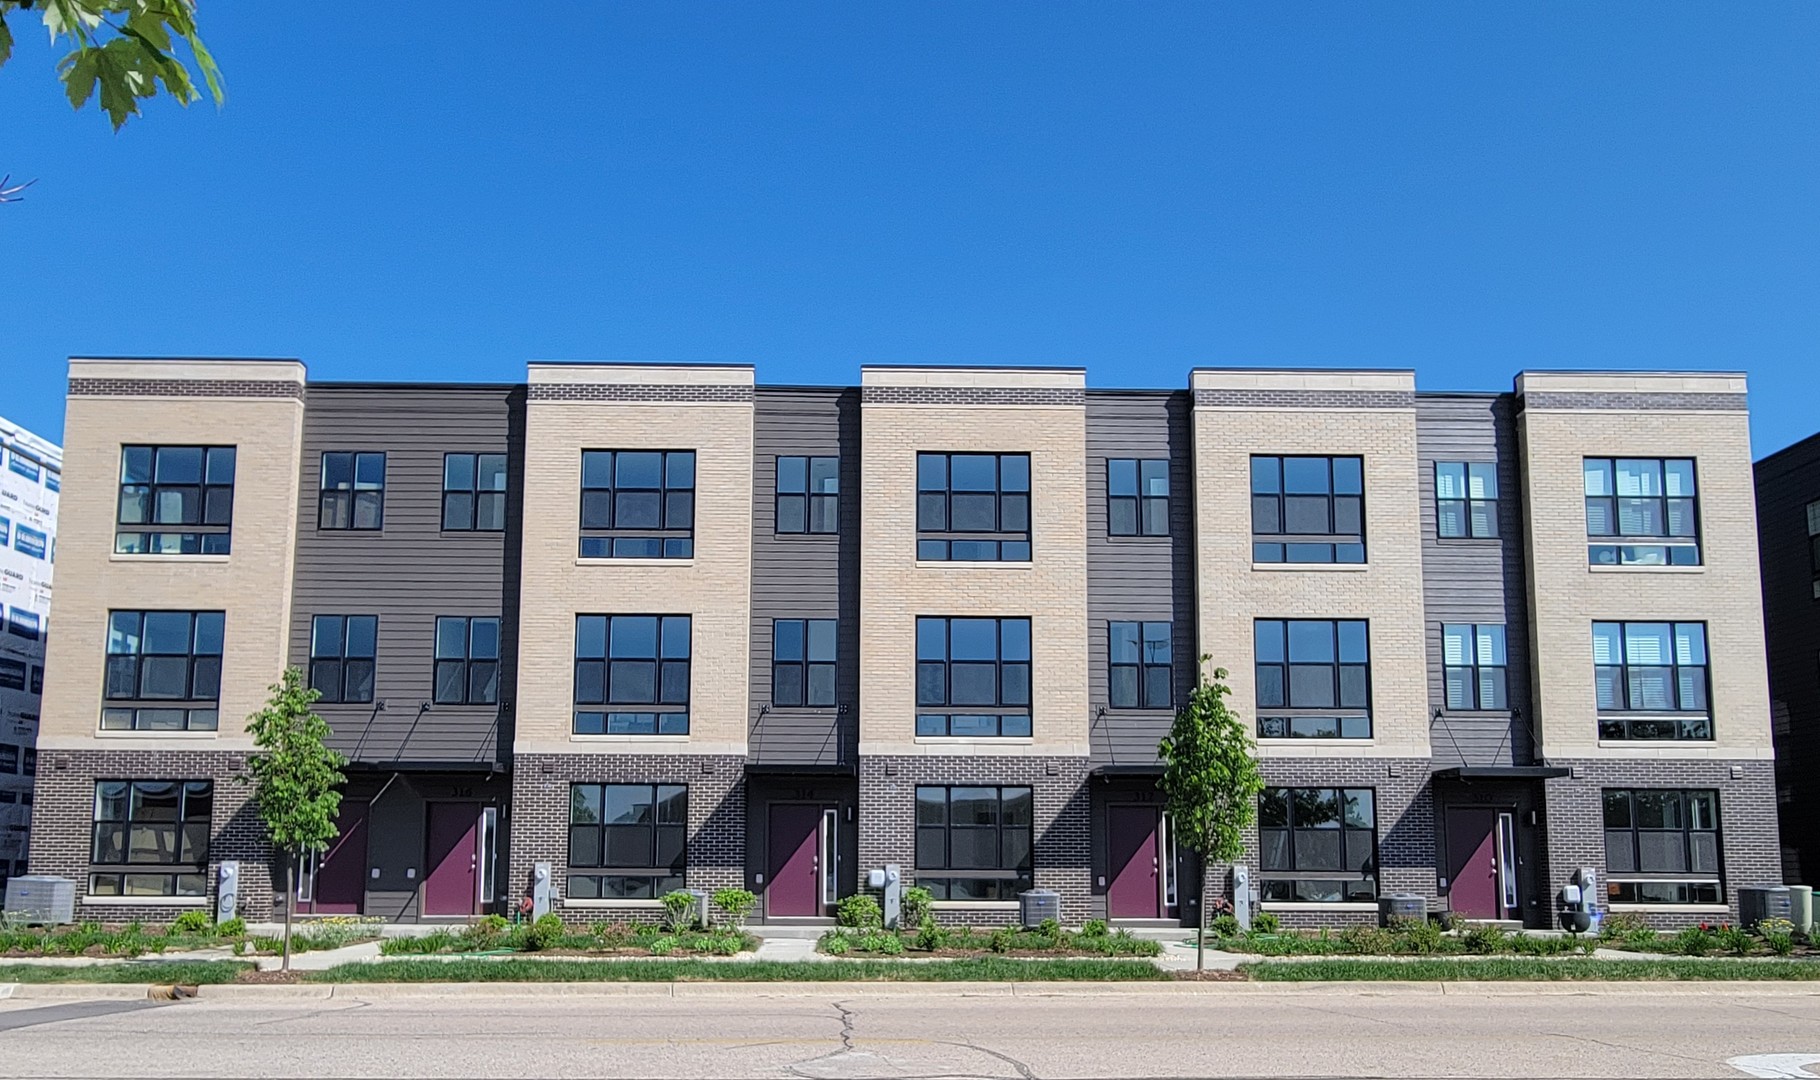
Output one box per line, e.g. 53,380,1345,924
1157,660,1264,971
243,667,346,972
0,1,223,129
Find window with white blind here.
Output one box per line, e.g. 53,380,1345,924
1441,624,1507,710
1584,458,1700,566
1593,621,1711,741
1435,463,1498,539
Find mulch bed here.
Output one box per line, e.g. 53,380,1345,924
233,969,304,983
1171,969,1248,981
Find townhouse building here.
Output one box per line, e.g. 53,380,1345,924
0,416,60,892
25,358,1782,930
1753,431,1820,885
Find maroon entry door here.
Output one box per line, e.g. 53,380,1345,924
1107,806,1162,918
306,800,368,915
1445,808,1501,920
767,804,824,918
422,803,480,916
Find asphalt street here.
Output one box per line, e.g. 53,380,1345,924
0,985,1817,1079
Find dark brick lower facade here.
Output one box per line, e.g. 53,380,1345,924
509,753,745,924
858,755,1091,926
28,748,275,923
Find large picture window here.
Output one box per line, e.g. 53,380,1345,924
915,617,1031,737
309,615,377,704
579,450,695,559
319,452,387,531
1602,789,1722,905
1108,621,1172,709
101,611,224,732
567,783,687,900
1584,458,1700,566
915,453,1031,562
88,780,212,898
914,786,1034,901
1593,621,1710,741
433,616,500,706
1435,462,1498,539
1442,624,1508,710
772,619,836,707
776,456,838,534
1254,619,1371,739
1258,787,1377,903
443,453,508,532
573,615,692,734
1250,455,1365,564
1108,458,1169,537
115,445,236,555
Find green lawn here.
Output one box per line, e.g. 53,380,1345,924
0,962,253,984
1244,958,1820,982
306,957,1171,982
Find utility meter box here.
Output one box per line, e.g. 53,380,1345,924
1231,865,1252,932
3,876,75,926
215,861,239,924
532,861,552,918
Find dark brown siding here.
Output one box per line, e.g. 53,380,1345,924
287,385,524,766
1755,432,1820,882
1415,394,1538,768
1084,392,1196,766
747,388,859,767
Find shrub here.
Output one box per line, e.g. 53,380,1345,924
988,927,1014,954
1337,924,1394,955
660,891,698,933
1209,914,1242,938
1459,922,1509,955
1759,918,1796,957
214,917,246,938
1036,918,1061,942
523,914,566,952
251,935,284,953
1597,911,1652,942
836,894,883,930
1250,910,1281,935
822,934,850,956
171,911,211,934
1712,924,1754,956
854,931,903,955
901,887,933,930
914,921,945,951
711,888,757,929
646,935,678,956
1673,926,1715,956
1079,919,1109,938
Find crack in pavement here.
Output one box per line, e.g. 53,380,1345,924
1545,1029,1715,1066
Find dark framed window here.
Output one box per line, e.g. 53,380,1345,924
1602,789,1722,904
31,664,43,695
579,450,695,559
573,615,691,734
773,619,836,707
1436,462,1498,539
1585,458,1700,566
915,617,1031,737
0,746,15,772
115,445,236,555
916,453,1031,562
100,610,224,732
1441,624,1507,710
88,780,212,899
1259,787,1377,902
1593,621,1710,741
1250,455,1365,564
443,453,507,532
1109,621,1172,709
1255,619,1371,739
0,658,22,691
318,452,386,531
777,456,838,535
914,786,1033,901
1108,459,1169,537
21,747,33,777
1806,500,1820,599
309,615,377,704
433,616,499,705
567,783,687,900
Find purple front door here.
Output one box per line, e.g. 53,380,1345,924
1107,806,1162,918
423,803,479,916
767,805,823,917
1445,808,1501,920
305,800,368,915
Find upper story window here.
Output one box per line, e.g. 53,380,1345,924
6,608,40,640
1602,788,1722,905
915,616,1031,737
1108,459,1169,537
101,610,223,732
915,785,1033,901
433,616,499,706
1250,455,1365,564
916,453,1030,562
0,746,15,773
116,445,236,555
88,780,212,899
1108,620,1172,710
443,453,507,532
567,782,687,900
772,618,836,707
0,658,22,691
1255,619,1371,739
579,451,695,559
777,456,838,534
1584,458,1699,567
1441,624,1508,710
573,614,691,735
1259,787,1377,903
1593,621,1710,741
1806,500,1820,599
318,452,386,531
309,615,377,704
1435,462,1498,539
7,446,40,482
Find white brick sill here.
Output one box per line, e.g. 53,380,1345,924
569,735,692,744
1251,562,1370,572
1261,902,1379,912
573,558,696,568
1587,564,1704,574
913,561,1034,571
913,737,1035,747
1607,904,1729,914
563,899,663,909
931,901,1018,911
107,554,230,564
85,896,208,907
95,729,219,740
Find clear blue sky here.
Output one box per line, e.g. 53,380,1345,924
3,3,1816,454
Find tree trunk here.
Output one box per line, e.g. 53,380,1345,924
1196,862,1207,972
282,850,294,973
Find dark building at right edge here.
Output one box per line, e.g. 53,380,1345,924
1755,431,1820,885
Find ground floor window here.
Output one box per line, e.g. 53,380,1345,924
567,783,686,899
1258,787,1377,903
914,785,1033,900
1602,788,1722,904
88,779,212,898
